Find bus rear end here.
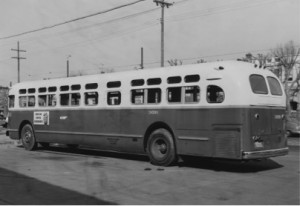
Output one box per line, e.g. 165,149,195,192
241,74,288,159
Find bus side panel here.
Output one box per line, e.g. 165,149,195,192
176,108,243,159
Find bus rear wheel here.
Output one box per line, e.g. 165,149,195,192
21,124,37,151
147,128,177,166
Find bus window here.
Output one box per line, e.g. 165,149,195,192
85,83,98,90
28,96,35,107
28,88,36,94
71,84,81,91
19,89,26,94
148,88,161,104
249,75,268,94
168,87,182,103
85,92,98,105
38,95,47,107
60,94,69,106
107,92,121,105
39,87,46,93
167,76,181,84
185,86,200,103
48,86,57,92
48,94,57,106
131,79,144,86
107,81,121,88
207,85,224,103
267,77,283,96
132,89,145,104
185,74,200,83
71,93,81,106
60,85,69,92
9,95,15,108
19,96,27,107
147,78,161,85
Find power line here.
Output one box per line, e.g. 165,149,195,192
0,0,146,40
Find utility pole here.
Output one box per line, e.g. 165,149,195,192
154,0,173,67
67,55,71,77
140,47,144,69
11,41,26,83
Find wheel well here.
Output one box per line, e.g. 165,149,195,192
18,120,33,140
143,122,175,151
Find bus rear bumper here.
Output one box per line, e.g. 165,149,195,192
242,147,289,159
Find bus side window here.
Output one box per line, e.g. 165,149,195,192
19,96,27,107
60,94,70,106
48,94,57,106
148,88,161,104
85,92,98,105
168,87,182,103
38,95,47,107
9,95,15,108
28,96,35,107
207,85,225,103
131,89,145,104
71,93,81,106
107,92,121,105
185,86,200,103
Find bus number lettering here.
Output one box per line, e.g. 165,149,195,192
149,110,158,115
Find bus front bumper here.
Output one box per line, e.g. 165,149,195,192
242,147,289,159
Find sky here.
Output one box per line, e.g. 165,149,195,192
0,0,299,86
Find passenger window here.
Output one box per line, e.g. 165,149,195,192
60,94,69,106
39,87,47,93
185,74,200,83
107,81,121,88
131,79,144,86
48,86,57,92
85,83,98,90
85,92,98,105
132,89,145,104
38,95,47,107
19,96,27,107
9,95,15,108
28,88,36,94
107,92,121,105
167,76,181,84
267,77,283,96
168,87,182,103
71,84,81,91
185,86,200,103
207,85,225,103
71,93,81,106
48,94,57,107
148,88,161,104
147,78,161,85
249,75,268,94
27,96,35,107
60,85,69,91
19,89,26,94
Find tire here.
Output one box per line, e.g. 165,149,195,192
147,128,177,166
21,124,37,151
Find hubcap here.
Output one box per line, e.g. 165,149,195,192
24,130,32,144
152,138,168,158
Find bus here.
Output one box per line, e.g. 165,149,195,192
6,61,288,166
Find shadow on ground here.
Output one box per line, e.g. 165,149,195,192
0,167,115,205
35,145,283,173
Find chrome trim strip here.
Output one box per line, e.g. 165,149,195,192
178,136,209,141
35,130,143,139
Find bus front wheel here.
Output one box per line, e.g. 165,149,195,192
147,128,177,166
21,124,37,151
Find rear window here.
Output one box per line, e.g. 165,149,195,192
267,77,283,96
249,75,268,94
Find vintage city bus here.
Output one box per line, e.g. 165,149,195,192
6,61,288,166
